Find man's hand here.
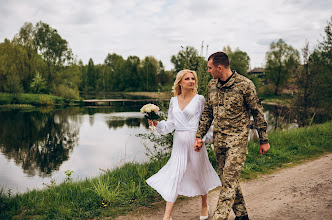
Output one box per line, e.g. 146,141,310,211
194,138,203,152
259,143,270,155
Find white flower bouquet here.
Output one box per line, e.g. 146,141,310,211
140,103,160,132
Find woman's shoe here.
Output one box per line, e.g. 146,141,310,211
199,205,209,220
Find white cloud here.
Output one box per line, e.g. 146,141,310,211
0,0,331,70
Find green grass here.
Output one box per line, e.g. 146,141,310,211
259,93,293,105
0,93,78,106
1,121,331,219
241,121,332,179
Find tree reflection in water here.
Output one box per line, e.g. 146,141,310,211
105,117,147,130
0,108,81,177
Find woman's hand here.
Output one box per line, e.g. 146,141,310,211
148,119,158,126
194,138,203,152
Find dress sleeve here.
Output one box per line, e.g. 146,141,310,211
155,98,176,135
198,95,213,143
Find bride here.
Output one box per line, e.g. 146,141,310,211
146,69,221,220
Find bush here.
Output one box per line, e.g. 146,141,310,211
52,84,79,100
40,95,55,105
257,84,275,96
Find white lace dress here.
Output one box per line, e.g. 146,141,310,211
146,94,221,203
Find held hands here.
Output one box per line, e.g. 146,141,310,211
147,119,158,132
194,138,203,152
259,143,270,155
147,119,158,126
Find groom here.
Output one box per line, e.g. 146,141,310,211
195,52,270,220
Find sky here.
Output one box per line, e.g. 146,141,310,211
0,0,331,70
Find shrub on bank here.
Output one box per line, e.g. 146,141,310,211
0,93,70,106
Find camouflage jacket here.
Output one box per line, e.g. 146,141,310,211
196,71,269,148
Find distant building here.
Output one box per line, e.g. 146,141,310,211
248,67,264,78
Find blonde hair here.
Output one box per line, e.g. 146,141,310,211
172,69,198,96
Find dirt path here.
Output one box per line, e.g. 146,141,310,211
114,153,332,220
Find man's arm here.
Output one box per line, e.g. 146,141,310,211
195,92,214,152
245,81,270,154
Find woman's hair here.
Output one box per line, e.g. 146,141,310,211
172,69,198,96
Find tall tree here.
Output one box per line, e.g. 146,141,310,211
265,39,300,95
171,46,201,73
86,58,96,90
139,56,158,91
294,42,316,126
316,16,332,109
34,21,73,67
104,53,124,91
0,39,25,93
229,50,250,76
13,22,45,92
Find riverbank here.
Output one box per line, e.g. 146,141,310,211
0,92,286,107
1,121,331,219
0,93,77,107
0,92,172,107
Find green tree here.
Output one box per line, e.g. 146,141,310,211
0,39,25,93
51,64,81,99
34,21,73,66
104,53,124,91
125,56,140,91
294,42,317,126
13,22,45,92
30,71,46,93
139,56,158,91
171,46,201,73
34,21,74,91
316,16,332,109
228,49,250,76
155,61,174,91
78,59,86,91
196,57,210,97
86,58,96,90
224,46,262,88
265,39,300,95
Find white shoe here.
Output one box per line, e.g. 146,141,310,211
199,205,209,220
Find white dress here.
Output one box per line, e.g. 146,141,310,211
146,94,221,203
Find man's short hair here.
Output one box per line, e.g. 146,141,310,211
208,52,229,68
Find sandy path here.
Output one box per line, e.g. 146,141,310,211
114,153,332,220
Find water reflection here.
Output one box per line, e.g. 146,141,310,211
263,104,297,130
0,106,151,193
0,108,80,177
248,104,298,140
106,117,147,130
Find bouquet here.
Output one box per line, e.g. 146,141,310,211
140,103,160,132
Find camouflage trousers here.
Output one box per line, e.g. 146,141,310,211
212,145,248,220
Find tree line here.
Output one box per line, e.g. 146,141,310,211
0,17,331,125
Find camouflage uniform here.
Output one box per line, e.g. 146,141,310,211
196,71,269,220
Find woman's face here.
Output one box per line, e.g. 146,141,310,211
179,72,195,90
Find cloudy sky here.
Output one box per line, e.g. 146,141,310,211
0,0,331,70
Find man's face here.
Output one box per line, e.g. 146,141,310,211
208,59,222,79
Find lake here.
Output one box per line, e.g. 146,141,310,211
0,102,296,194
